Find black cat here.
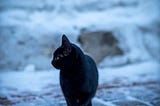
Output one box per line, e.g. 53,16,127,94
51,35,98,106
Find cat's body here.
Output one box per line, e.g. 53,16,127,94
51,35,98,106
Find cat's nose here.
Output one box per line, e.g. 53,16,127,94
51,60,60,69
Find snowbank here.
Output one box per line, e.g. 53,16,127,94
0,0,160,70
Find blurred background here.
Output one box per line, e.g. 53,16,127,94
0,0,159,70
0,0,160,106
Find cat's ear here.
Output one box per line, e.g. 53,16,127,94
62,34,72,52
62,34,71,46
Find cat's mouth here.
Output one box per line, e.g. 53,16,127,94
51,60,60,69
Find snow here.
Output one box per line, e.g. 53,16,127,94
24,64,36,72
0,0,160,105
0,0,160,70
0,61,159,93
93,98,117,106
0,70,59,92
99,61,160,84
0,60,159,105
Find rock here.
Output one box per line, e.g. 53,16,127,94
78,31,123,64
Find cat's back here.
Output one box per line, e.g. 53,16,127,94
73,44,98,82
84,54,98,89
85,55,98,72
85,55,96,66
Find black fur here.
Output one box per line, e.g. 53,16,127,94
51,35,98,106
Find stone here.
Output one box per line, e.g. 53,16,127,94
78,31,123,64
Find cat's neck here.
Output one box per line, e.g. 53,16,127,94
60,44,86,72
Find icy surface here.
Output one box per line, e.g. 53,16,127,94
0,61,159,105
100,61,159,82
0,70,59,92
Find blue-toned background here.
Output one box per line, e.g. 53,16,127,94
0,0,160,106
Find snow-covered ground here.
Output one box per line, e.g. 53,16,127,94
0,61,159,92
0,61,159,106
0,0,160,105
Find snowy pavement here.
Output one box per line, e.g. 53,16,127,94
0,61,159,106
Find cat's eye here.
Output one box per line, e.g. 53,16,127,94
54,54,64,61
54,53,68,61
55,56,60,60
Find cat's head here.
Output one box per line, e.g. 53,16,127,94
51,34,73,69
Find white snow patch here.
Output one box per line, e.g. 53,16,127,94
99,61,160,84
0,61,159,93
24,64,35,72
93,97,117,106
0,70,59,92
